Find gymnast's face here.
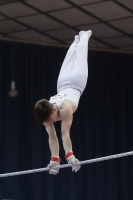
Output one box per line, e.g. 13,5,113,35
46,106,58,124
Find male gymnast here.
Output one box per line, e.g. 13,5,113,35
34,30,92,175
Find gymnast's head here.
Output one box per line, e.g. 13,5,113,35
34,99,57,124
34,99,53,124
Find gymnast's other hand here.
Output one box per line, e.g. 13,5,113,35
47,161,60,175
67,155,81,172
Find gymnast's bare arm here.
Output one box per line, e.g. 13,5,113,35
60,105,73,153
44,122,59,157
60,100,77,153
60,102,81,172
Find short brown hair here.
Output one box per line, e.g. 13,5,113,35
34,99,53,123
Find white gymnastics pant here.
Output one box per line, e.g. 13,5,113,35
57,31,91,94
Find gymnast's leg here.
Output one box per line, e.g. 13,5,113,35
73,30,92,92
57,31,92,94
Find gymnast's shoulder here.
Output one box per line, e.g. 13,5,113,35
60,100,77,118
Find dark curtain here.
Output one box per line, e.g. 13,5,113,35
0,40,133,200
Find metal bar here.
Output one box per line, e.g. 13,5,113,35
0,151,133,178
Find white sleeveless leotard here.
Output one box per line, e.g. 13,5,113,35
49,88,81,110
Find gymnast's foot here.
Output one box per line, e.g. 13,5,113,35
74,35,80,43
79,30,92,37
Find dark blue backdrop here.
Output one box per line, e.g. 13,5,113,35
0,40,133,200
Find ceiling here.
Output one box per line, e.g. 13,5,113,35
0,0,133,52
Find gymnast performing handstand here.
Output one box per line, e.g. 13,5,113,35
34,30,92,175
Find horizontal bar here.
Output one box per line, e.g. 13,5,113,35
0,151,133,178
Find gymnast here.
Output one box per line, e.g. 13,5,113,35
34,30,92,175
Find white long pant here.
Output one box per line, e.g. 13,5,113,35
57,31,91,94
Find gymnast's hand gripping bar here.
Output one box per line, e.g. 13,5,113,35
0,151,133,178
